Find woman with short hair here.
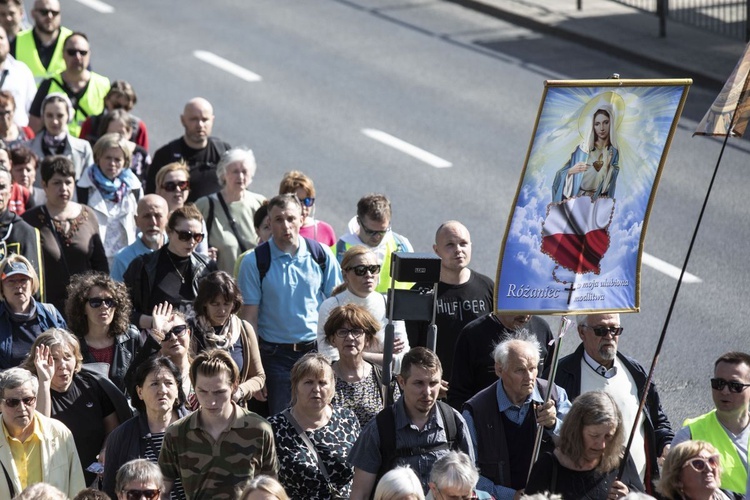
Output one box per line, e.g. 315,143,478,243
195,148,265,273
657,440,742,500
373,467,425,500
268,352,360,499
115,459,165,500
0,90,34,148
525,391,644,498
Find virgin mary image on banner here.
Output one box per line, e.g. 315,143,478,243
495,80,690,315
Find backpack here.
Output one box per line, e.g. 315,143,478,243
254,237,328,285
374,401,462,486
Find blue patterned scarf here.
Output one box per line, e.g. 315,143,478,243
89,164,138,203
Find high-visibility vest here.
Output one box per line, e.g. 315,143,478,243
46,72,110,137
14,27,72,86
685,409,748,494
335,233,412,293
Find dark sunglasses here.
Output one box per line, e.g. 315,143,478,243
162,324,189,341
298,196,315,207
358,218,390,237
124,490,160,500
36,8,60,16
683,454,719,473
582,325,623,337
345,264,381,276
87,297,116,309
2,396,36,408
710,377,750,393
174,230,204,243
335,328,365,338
65,49,89,57
161,180,189,192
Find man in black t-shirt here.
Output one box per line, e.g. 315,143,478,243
146,97,231,202
407,221,494,383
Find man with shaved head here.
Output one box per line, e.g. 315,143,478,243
146,97,231,201
407,221,493,382
11,0,71,84
110,194,169,282
551,313,673,495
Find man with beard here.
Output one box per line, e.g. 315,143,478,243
447,313,553,410
110,194,168,282
0,167,44,298
11,0,71,85
551,313,673,496
28,32,110,136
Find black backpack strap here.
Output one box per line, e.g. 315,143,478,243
375,406,397,476
370,362,388,407
437,401,459,449
206,195,215,243
216,191,248,253
255,241,271,285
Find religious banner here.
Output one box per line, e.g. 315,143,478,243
495,79,691,315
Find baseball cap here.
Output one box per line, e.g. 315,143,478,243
1,261,32,280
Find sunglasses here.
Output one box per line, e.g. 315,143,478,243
2,396,36,408
124,490,160,500
358,218,390,237
683,454,720,473
161,180,189,192
87,297,116,309
162,324,189,341
36,8,60,16
65,49,88,57
173,230,204,243
298,196,315,207
582,325,624,337
345,264,381,276
335,328,365,338
710,377,750,393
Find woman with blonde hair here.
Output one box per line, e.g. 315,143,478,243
279,170,336,246
240,475,290,500
657,440,742,500
373,467,425,500
526,391,644,498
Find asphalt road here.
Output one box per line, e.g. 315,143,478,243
65,0,750,428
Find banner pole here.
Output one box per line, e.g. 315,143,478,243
527,315,569,482
616,126,733,481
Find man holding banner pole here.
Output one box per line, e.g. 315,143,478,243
548,313,673,494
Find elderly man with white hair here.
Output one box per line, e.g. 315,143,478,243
0,367,84,498
463,333,570,500
195,147,266,273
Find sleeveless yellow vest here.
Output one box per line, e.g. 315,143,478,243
335,235,412,293
15,27,72,86
47,72,110,137
685,409,748,494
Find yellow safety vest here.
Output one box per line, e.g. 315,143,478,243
335,234,412,293
47,72,110,137
14,27,72,86
685,409,748,494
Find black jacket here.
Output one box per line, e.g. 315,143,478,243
79,324,142,393
548,344,674,489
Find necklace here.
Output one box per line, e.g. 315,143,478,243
167,252,186,284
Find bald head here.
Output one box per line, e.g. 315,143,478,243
180,98,214,148
433,220,472,280
135,194,169,247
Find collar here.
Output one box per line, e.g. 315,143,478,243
393,397,442,430
269,236,307,259
583,350,618,378
2,412,43,443
496,380,543,412
190,402,243,430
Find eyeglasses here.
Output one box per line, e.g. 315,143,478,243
2,396,36,408
298,196,315,207
710,377,750,393
87,297,116,309
161,180,189,192
124,490,160,500
36,8,60,16
358,217,390,237
345,264,381,276
335,328,365,338
162,324,189,341
173,230,204,243
65,48,89,57
582,325,623,337
683,454,720,473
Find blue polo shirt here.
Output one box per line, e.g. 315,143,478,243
238,237,341,344
111,237,155,282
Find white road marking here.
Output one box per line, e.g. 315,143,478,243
642,252,702,283
193,51,262,82
74,0,114,13
362,128,452,168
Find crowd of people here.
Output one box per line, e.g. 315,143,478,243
0,0,747,499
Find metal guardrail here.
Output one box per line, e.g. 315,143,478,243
606,0,750,40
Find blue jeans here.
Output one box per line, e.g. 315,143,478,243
259,342,307,416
